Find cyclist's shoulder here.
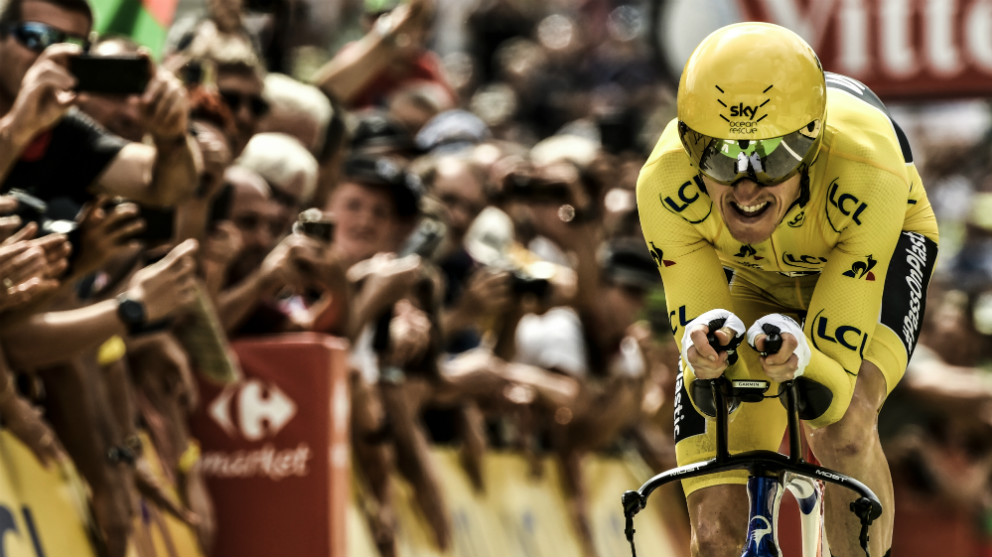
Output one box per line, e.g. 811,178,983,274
637,119,713,223
819,73,913,172
639,118,694,181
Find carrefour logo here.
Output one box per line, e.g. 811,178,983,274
209,379,297,441
203,380,311,481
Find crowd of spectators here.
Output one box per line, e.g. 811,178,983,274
0,0,988,555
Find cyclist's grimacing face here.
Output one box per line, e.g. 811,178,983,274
701,174,802,245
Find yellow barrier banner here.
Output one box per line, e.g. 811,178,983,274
0,431,97,557
349,447,683,557
0,427,206,557
126,431,204,557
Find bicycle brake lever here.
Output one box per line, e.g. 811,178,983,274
622,489,645,516
850,496,882,557
621,490,644,557
850,496,882,521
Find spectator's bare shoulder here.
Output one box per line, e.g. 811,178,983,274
91,142,155,199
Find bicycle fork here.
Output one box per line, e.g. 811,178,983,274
741,474,830,557
785,473,830,557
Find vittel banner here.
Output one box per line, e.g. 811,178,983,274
737,0,992,98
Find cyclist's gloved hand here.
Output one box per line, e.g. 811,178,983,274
746,314,811,382
682,308,746,379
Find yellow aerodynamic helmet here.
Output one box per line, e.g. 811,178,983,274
677,22,826,186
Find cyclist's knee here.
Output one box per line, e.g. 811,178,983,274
809,421,876,462
692,531,741,557
687,486,747,556
808,361,887,461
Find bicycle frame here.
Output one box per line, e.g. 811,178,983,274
622,378,882,557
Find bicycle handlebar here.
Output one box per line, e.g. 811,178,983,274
622,376,883,509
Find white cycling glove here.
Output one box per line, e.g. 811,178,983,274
681,308,746,373
746,314,811,378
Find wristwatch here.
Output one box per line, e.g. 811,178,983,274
116,294,147,335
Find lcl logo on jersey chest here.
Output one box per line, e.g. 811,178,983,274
783,252,827,269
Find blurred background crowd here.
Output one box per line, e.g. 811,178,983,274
0,0,989,555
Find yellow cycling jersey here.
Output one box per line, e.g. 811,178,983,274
637,74,939,428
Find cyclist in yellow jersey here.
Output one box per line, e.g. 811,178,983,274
636,22,938,557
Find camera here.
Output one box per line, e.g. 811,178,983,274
293,208,335,243
9,188,46,224
136,206,176,246
509,269,551,298
180,60,204,87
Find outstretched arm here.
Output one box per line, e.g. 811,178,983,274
94,62,200,207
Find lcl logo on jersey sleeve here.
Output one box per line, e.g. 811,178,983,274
826,178,868,230
661,175,711,223
811,309,867,356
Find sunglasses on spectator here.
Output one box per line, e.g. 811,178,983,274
438,192,484,216
232,213,283,238
219,90,270,118
4,21,90,53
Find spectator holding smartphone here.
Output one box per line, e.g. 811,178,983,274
0,0,200,212
73,35,146,143
0,5,205,552
236,131,318,237
213,164,348,338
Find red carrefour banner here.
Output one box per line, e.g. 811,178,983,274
734,0,992,99
190,333,350,557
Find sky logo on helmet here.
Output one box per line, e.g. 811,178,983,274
716,84,771,133
728,104,761,120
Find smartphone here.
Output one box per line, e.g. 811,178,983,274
69,54,150,95
136,206,176,245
